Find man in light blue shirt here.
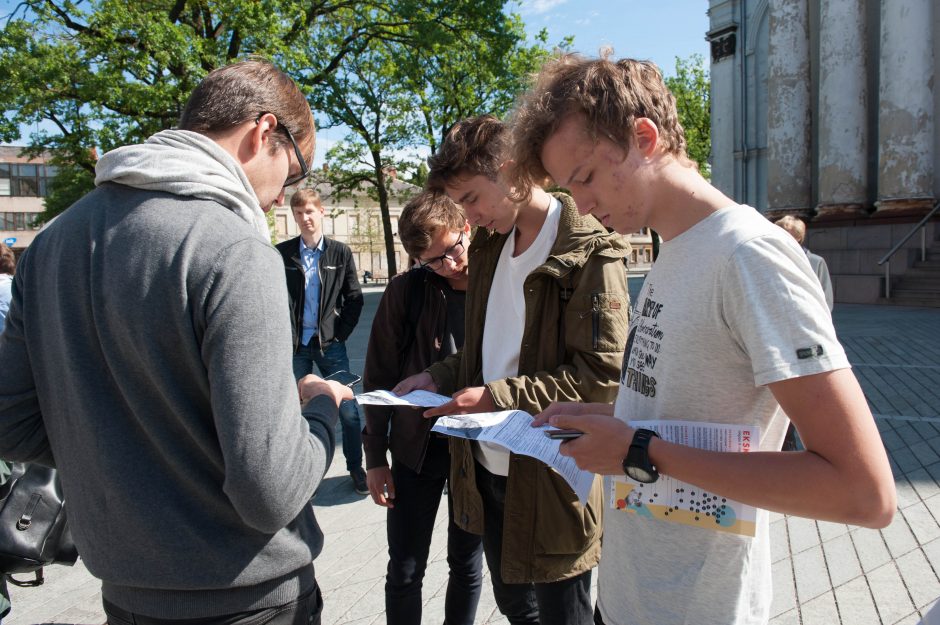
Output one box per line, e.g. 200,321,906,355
276,189,366,494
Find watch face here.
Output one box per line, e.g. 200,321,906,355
625,464,657,484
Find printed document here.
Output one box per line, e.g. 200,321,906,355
356,389,451,408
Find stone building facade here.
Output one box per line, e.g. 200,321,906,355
707,0,939,305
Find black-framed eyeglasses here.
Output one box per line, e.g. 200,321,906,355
417,231,466,271
256,112,310,188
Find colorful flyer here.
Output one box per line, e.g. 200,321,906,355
610,420,760,537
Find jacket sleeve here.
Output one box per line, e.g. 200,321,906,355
202,239,332,533
335,245,363,342
426,350,463,397
0,261,55,467
301,394,339,480
486,254,630,413
361,278,408,469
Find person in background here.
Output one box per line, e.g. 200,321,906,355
513,52,895,625
277,188,367,495
775,215,834,311
0,243,14,333
0,59,348,625
362,191,483,625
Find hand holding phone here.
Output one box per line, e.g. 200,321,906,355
544,428,583,440
324,370,362,387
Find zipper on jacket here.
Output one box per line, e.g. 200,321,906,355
591,293,600,351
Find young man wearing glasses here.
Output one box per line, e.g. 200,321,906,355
0,60,351,623
395,115,631,625
276,188,366,494
362,191,483,625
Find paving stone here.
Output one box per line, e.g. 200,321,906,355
771,558,797,617
896,548,940,611
798,591,840,625
895,447,926,474
792,545,831,604
852,527,894,573
904,501,940,545
787,515,821,554
912,440,940,467
909,467,940,503
768,608,801,625
833,576,880,625
817,520,850,542
882,515,922,559
822,533,862,587
771,518,791,563
867,562,916,625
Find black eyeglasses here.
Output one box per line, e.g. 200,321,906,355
417,231,466,271
256,112,310,188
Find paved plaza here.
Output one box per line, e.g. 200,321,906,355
5,287,940,625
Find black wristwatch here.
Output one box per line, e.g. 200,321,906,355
622,429,660,483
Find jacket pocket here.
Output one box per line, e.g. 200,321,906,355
534,469,601,556
569,292,629,353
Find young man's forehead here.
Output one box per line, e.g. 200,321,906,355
291,200,321,213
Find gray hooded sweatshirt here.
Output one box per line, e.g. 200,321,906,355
0,130,336,618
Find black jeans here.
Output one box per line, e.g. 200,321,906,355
475,462,593,625
386,435,484,625
103,583,323,625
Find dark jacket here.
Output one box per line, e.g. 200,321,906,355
276,235,364,350
426,194,631,584
362,269,463,472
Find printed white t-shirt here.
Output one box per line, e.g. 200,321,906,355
476,197,562,475
598,205,849,625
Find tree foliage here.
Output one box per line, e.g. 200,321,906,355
664,54,711,177
1,0,550,233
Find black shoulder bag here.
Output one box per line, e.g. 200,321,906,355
0,463,78,587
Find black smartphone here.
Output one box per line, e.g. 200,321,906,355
544,429,583,440
324,370,362,387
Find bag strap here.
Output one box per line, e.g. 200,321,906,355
6,568,44,587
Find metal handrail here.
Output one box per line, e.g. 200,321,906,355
877,200,940,298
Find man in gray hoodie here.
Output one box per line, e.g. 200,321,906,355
0,59,344,625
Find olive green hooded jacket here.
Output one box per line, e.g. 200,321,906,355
427,193,631,584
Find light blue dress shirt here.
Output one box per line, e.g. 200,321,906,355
299,237,323,346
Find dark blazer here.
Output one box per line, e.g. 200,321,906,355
275,235,364,351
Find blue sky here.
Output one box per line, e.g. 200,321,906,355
516,0,711,76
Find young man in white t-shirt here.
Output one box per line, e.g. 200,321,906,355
395,115,631,625
511,54,896,625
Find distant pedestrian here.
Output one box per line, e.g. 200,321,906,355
362,191,483,625
516,52,896,625
0,59,348,624
0,242,14,333
276,189,367,494
775,215,834,310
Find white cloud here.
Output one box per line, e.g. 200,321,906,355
518,0,569,15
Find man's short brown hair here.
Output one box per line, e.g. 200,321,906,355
290,188,322,210
0,243,15,275
179,58,315,164
398,192,466,258
426,115,508,192
508,52,689,197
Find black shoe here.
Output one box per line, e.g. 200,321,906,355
350,467,368,495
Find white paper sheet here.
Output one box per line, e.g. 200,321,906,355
355,389,451,407
431,410,596,503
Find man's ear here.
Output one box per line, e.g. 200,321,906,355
462,219,472,234
633,117,660,157
248,112,277,159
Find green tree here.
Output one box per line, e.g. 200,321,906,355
665,54,711,177
0,0,505,222
313,4,559,276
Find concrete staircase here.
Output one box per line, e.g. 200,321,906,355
882,249,940,307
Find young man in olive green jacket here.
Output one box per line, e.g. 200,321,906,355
395,115,630,625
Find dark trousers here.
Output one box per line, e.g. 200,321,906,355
386,436,484,625
103,583,322,625
475,462,593,625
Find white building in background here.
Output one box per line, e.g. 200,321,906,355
707,0,939,305
0,146,54,256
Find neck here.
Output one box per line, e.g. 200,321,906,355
446,272,469,291
512,187,552,254
647,161,734,241
301,232,321,248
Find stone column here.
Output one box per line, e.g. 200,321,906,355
766,0,813,220
876,0,935,214
816,0,868,220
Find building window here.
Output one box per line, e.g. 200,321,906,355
0,163,57,197
1,212,43,231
